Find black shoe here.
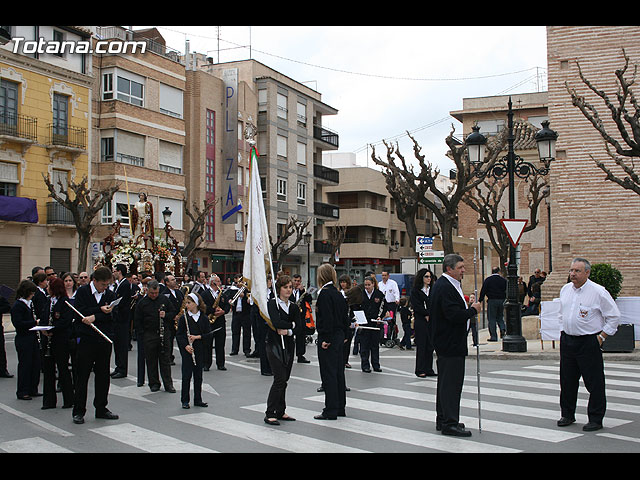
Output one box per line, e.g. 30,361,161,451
373,367,382,372
95,410,119,420
345,363,351,368
557,417,576,427
17,395,32,400
182,403,190,409
436,422,465,432
264,417,280,425
230,352,238,356
442,425,472,437
0,371,14,378
111,372,126,379
297,356,311,363
261,372,273,376
165,386,177,393
41,405,56,410
487,338,498,342
150,385,160,392
194,401,208,407
583,421,603,432
317,386,324,392
217,366,227,371
73,414,85,424
362,368,371,373
278,415,296,421
314,414,337,420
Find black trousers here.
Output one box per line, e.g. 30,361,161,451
143,332,174,390
112,321,130,375
73,337,112,416
435,355,465,429
318,330,346,417
180,348,203,405
42,336,73,408
205,319,226,369
265,338,294,418
359,327,380,371
15,334,40,398
231,313,252,354
414,318,436,375
560,332,606,424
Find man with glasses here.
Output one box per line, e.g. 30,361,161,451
77,272,90,287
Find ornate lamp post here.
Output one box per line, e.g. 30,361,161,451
466,97,558,352
303,230,312,288
162,206,173,243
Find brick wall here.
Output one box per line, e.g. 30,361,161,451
544,26,640,299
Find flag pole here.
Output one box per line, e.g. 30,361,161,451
474,246,482,433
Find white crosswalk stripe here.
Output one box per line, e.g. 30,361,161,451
0,437,73,453
171,412,369,453
241,403,521,453
89,423,217,453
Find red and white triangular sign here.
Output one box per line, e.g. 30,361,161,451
500,219,528,248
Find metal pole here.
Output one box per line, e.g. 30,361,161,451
474,247,481,433
502,97,527,352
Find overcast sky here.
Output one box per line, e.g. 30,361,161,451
135,26,548,173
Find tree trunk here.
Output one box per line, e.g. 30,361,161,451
77,230,91,273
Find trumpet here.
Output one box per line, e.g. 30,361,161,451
230,282,248,305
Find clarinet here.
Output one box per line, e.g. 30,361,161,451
184,308,197,366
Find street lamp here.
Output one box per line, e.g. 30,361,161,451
303,230,312,288
162,206,172,242
467,97,558,352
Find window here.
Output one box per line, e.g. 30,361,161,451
159,83,183,118
51,169,68,200
0,160,18,196
157,197,183,230
101,201,113,224
0,79,19,133
117,76,143,106
102,73,114,100
297,102,306,126
206,158,215,194
297,181,306,206
206,109,215,145
101,137,114,162
258,89,267,112
52,30,64,57
276,178,287,202
158,140,183,174
260,176,267,200
277,93,287,120
52,93,68,141
297,141,306,165
277,135,287,158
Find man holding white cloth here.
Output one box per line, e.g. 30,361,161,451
557,257,620,432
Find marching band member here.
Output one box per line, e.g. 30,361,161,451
359,276,386,373
264,274,299,425
176,292,212,409
11,280,40,400
206,274,231,371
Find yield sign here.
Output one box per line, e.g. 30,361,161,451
500,218,528,248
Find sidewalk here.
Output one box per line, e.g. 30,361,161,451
470,328,640,361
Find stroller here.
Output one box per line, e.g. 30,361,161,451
381,311,400,348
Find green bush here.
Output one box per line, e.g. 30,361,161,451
590,263,623,299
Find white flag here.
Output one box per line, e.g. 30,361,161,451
242,146,276,331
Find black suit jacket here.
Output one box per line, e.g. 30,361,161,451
73,283,116,342
176,311,212,364
113,278,132,324
50,295,74,340
32,287,50,324
10,300,37,337
315,283,349,344
410,287,431,323
430,276,477,357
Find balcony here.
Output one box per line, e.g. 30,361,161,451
0,110,37,143
314,239,333,254
46,202,75,225
313,125,339,149
314,201,340,220
313,163,339,185
47,124,87,150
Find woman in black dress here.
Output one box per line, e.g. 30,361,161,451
264,274,299,425
410,268,437,377
11,280,40,400
42,277,74,409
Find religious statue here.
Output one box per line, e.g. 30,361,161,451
131,191,154,249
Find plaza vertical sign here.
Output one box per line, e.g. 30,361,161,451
222,68,242,223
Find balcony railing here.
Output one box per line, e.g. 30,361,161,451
313,163,339,184
0,109,37,142
46,201,75,225
47,124,87,149
314,201,340,219
313,125,339,148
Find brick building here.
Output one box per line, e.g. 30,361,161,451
543,26,640,299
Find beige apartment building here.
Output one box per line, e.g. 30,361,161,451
543,26,640,298
450,92,552,279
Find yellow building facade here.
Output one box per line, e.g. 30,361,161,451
0,26,92,287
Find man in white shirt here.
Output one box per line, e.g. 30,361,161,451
557,257,620,432
379,271,400,314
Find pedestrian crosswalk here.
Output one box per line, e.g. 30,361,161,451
2,361,640,452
